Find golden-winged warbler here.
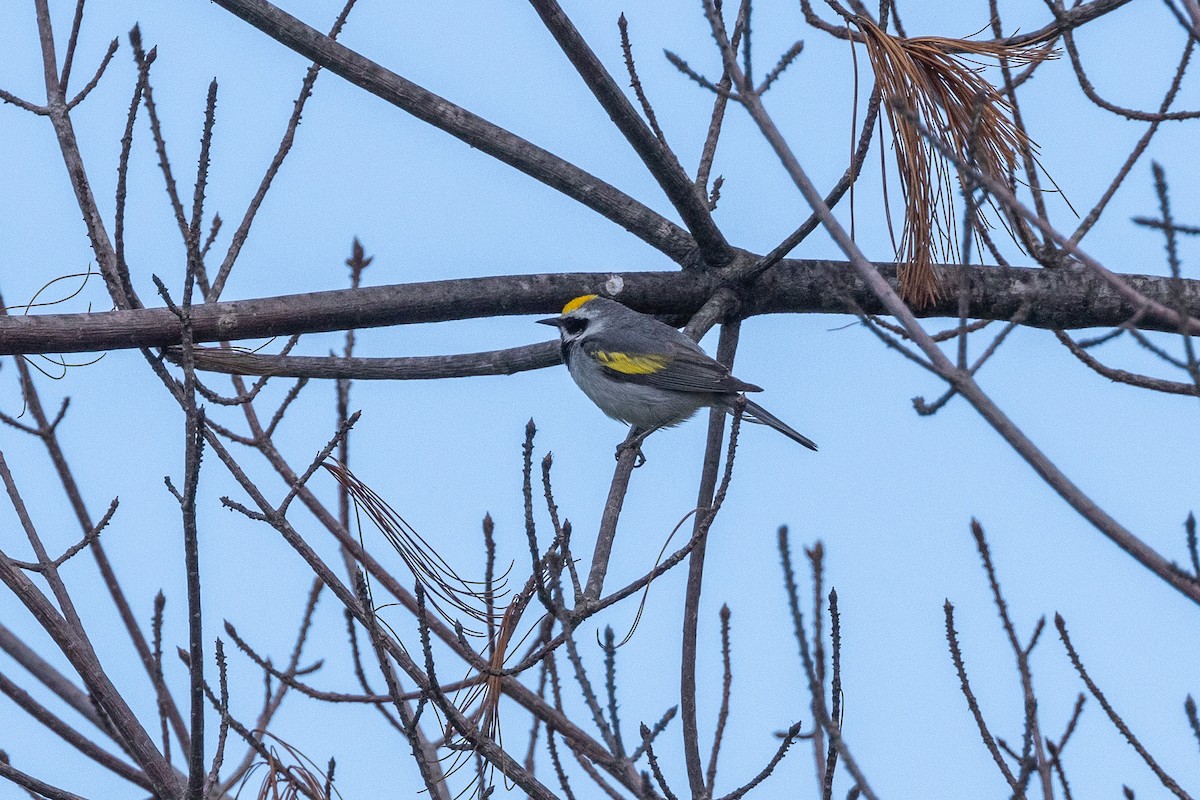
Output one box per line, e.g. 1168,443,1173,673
537,294,817,450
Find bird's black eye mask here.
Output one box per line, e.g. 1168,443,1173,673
561,317,588,336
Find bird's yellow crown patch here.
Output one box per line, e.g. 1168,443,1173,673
595,350,670,375
561,294,599,314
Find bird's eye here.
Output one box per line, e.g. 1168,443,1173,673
561,317,588,335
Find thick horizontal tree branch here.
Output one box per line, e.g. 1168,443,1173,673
4,263,1200,357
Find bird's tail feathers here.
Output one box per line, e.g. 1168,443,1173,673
739,399,818,451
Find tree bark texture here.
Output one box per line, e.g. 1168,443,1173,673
4,261,1196,356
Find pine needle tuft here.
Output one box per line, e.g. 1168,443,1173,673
856,17,1056,307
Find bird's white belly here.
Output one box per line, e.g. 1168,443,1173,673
567,354,706,430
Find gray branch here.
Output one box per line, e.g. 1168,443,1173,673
3,262,1198,357
207,0,696,264
171,342,560,380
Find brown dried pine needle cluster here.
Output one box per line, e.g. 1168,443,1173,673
856,17,1055,306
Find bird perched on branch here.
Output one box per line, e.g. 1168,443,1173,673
537,294,817,451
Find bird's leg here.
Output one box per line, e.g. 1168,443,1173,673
615,425,658,467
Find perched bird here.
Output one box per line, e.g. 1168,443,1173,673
537,294,817,450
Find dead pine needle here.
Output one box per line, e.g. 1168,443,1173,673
442,579,545,795
321,459,500,634
854,16,1056,307
242,732,340,800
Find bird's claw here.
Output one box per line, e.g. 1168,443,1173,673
615,440,647,467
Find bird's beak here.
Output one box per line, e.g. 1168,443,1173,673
535,317,563,327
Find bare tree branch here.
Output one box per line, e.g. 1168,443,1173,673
207,0,697,264
529,0,733,266
8,264,1200,356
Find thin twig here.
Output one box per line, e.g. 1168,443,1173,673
1055,614,1192,800
705,604,734,795
1054,330,1200,396
208,0,361,301
618,14,667,147
778,526,878,800
715,722,803,800
822,588,842,800
681,320,743,798
640,724,680,800
944,601,1025,796
969,520,1052,797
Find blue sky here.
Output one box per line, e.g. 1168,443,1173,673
1,1,1199,797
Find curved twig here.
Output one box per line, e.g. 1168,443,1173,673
1054,330,1200,396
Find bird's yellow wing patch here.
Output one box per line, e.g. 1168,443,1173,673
561,294,598,314
595,350,671,375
